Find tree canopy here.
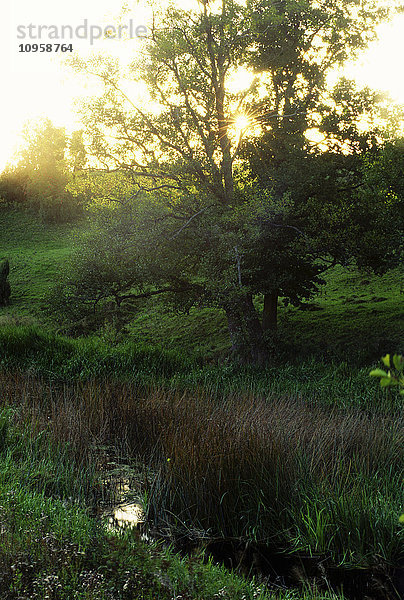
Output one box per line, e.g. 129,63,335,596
59,0,404,363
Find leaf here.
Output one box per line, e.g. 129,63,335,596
393,354,404,372
369,369,388,378
382,354,391,368
380,377,393,388
399,514,404,523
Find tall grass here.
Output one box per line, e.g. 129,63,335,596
0,324,398,412
144,393,403,566
0,404,345,600
0,324,195,380
0,404,100,597
1,371,402,573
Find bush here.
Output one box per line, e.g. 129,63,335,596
36,194,83,224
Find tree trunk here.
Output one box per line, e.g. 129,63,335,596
225,305,248,363
262,290,279,333
223,294,269,366
224,295,269,366
240,294,269,366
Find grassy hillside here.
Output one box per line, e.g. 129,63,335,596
127,263,403,362
0,209,83,320
0,208,402,363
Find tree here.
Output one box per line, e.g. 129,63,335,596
0,167,29,206
69,130,87,173
1,119,87,223
243,129,404,328
242,0,404,328
0,259,11,307
66,0,402,363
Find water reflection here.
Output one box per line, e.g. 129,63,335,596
101,476,145,530
110,502,144,529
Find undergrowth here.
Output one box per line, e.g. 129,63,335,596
1,325,400,412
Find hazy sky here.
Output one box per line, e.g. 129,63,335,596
0,0,403,171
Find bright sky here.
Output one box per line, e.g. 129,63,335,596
0,0,403,171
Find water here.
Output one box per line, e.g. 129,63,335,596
101,477,145,530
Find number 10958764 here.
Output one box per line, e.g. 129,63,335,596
19,43,73,52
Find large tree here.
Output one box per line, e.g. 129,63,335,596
67,0,402,363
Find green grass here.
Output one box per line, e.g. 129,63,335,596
0,404,346,600
0,209,84,320
126,264,403,363
0,324,196,382
1,324,401,412
0,209,402,363
276,264,403,362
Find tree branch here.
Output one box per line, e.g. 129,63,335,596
120,285,193,302
170,204,216,239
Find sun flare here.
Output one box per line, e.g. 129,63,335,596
233,114,252,136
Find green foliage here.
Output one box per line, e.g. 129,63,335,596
66,170,134,205
369,354,404,525
16,119,73,223
68,130,87,172
36,194,83,224
0,119,87,223
44,198,162,330
0,167,28,206
370,354,404,394
243,1,404,279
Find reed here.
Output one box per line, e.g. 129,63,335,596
0,401,347,599
1,370,402,570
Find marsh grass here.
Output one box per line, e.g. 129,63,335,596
2,325,402,415
144,393,404,567
2,403,332,600
1,370,402,574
